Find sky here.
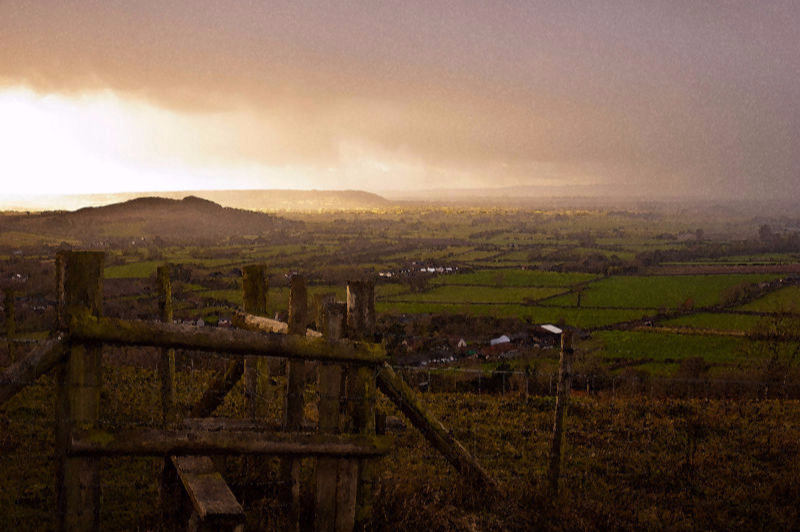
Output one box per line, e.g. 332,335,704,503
1,1,799,201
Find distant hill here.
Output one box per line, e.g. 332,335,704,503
0,196,300,247
0,189,392,212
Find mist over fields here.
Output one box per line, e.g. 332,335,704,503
3,187,800,217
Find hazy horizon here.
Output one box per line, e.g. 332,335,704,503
3,186,800,216
2,2,799,204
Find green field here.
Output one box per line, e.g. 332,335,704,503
105,260,164,279
375,283,410,298
660,312,764,332
197,289,243,307
378,302,646,328
591,330,749,368
448,249,500,261
492,249,533,262
663,252,800,265
430,269,600,287
737,285,800,312
384,285,564,304
0,231,78,248
547,274,781,309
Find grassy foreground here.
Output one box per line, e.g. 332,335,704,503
376,392,800,531
2,362,800,531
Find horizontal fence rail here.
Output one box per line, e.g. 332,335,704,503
69,429,392,458
0,251,497,532
69,314,385,365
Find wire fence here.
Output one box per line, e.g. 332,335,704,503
393,364,800,400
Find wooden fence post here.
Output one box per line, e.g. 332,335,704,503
55,250,104,532
548,329,574,495
282,274,307,530
241,264,270,527
243,264,270,418
286,275,308,427
346,281,375,340
4,288,16,363
314,293,336,334
345,280,376,432
157,265,182,530
346,280,377,527
157,266,177,427
315,300,346,532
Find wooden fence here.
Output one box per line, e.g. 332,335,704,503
1,251,497,531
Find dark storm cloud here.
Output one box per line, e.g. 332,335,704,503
1,1,798,197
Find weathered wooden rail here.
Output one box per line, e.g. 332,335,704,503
0,250,498,531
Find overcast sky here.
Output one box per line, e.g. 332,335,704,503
1,1,798,200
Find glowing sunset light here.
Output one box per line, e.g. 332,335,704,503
0,88,195,194
0,88,320,196
0,1,798,205
0,86,470,200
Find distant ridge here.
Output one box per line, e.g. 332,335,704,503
0,189,391,212
198,189,391,211
4,187,798,215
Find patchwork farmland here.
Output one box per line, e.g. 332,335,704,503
2,200,800,530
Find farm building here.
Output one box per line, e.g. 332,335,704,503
529,324,563,347
490,334,511,346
